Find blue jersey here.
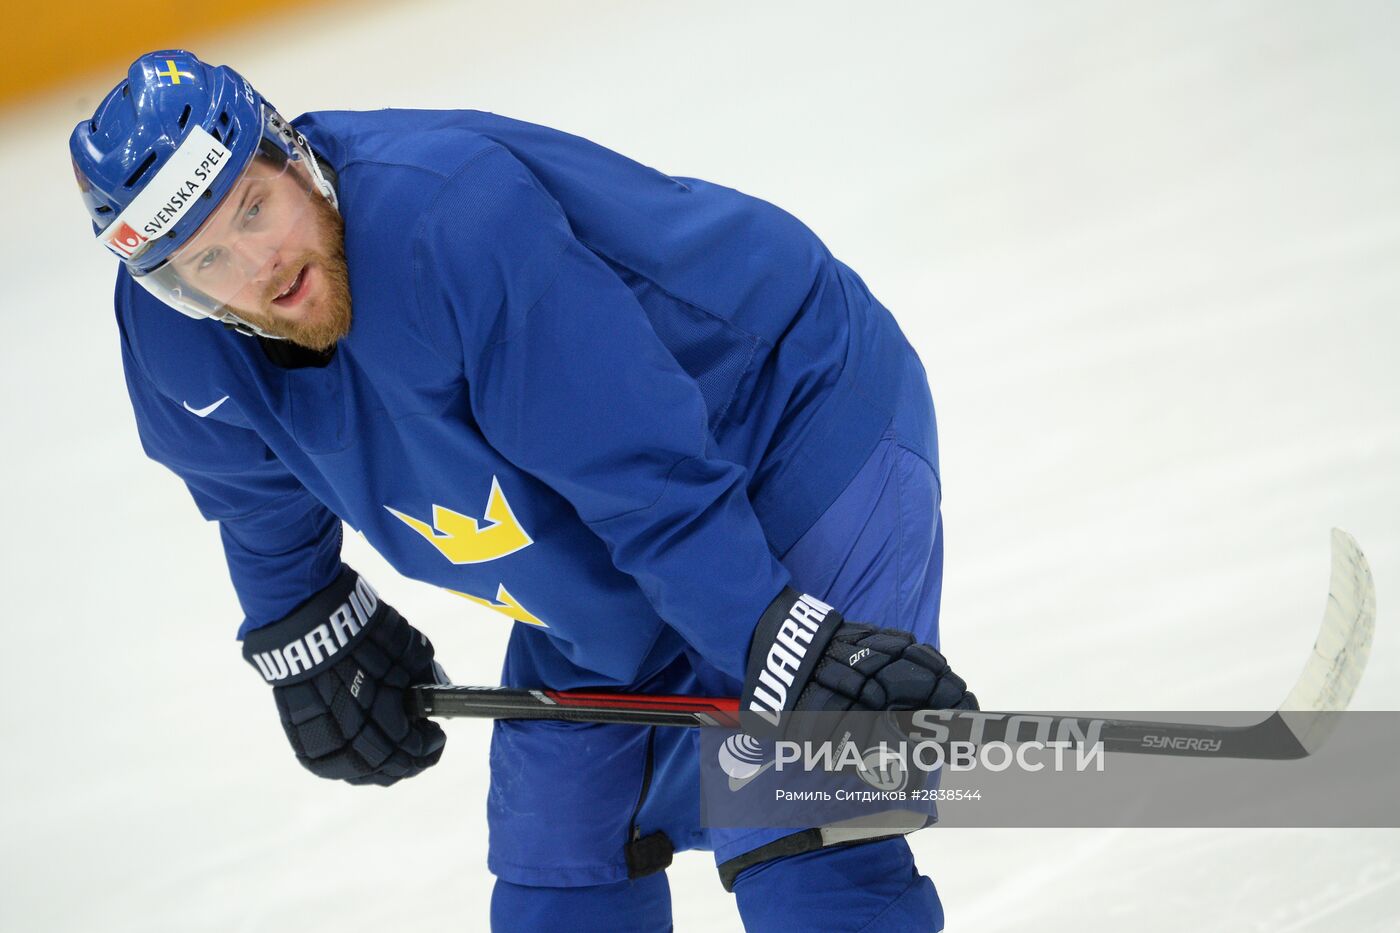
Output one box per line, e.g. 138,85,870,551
116,109,927,688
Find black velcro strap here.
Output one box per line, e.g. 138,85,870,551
716,829,823,892
716,829,907,892
241,566,382,685
625,831,674,879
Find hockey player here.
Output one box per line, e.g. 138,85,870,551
70,51,977,931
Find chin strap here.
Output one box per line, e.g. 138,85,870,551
218,315,274,339
302,137,340,210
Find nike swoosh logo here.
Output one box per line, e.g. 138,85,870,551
183,395,230,418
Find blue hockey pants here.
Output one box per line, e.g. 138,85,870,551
488,366,949,931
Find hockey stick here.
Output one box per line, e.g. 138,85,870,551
411,529,1375,760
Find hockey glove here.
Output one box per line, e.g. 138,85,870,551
741,587,978,729
242,567,447,786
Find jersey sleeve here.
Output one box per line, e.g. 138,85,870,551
414,145,791,679
117,312,343,639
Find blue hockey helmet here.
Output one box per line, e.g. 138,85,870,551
71,50,337,336
71,51,267,274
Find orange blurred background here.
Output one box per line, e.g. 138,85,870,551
2,0,332,106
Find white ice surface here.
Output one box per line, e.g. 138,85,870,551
2,2,1398,930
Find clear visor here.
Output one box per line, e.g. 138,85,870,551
132,132,330,332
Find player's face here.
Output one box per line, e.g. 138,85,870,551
172,156,351,351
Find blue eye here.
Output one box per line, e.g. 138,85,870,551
245,202,261,222
198,247,222,270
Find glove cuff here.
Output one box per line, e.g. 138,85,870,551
242,566,383,685
742,587,844,726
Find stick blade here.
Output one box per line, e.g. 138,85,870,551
1278,528,1377,754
